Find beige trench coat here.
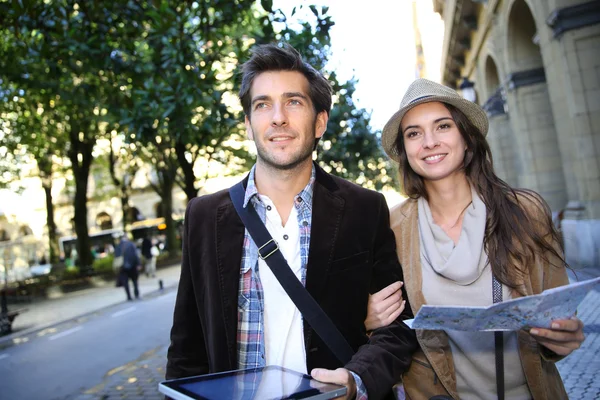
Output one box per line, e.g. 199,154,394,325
391,196,569,400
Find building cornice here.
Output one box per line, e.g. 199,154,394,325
464,0,500,78
438,0,501,87
440,0,460,86
506,68,546,90
547,1,600,39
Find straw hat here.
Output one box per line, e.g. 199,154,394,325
381,78,489,162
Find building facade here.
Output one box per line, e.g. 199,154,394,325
433,0,600,268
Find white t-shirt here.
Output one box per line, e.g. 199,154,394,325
258,194,307,374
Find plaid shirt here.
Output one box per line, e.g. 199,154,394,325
236,165,367,399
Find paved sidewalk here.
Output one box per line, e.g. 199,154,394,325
556,266,600,399
556,289,600,399
71,345,168,400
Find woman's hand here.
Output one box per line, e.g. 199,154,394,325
529,317,585,356
365,281,406,331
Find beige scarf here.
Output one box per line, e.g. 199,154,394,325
417,189,530,399
417,187,488,285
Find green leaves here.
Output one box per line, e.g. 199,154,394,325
261,0,273,13
0,0,395,259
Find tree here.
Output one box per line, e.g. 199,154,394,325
0,0,394,267
0,91,67,264
272,5,394,190
318,76,395,190
0,0,147,272
106,132,142,232
115,0,259,252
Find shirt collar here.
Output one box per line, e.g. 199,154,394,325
243,164,316,209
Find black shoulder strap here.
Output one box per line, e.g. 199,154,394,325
230,181,354,365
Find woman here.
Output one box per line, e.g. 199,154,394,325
368,79,584,399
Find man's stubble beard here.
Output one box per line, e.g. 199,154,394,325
253,126,317,172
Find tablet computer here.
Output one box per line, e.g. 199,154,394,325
158,365,347,400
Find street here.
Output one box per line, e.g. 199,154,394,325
0,289,176,400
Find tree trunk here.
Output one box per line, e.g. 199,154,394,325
72,170,92,273
108,141,131,232
38,157,59,264
121,193,130,232
160,168,177,254
175,141,198,202
42,182,59,264
69,125,95,275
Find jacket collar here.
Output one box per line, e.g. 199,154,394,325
242,164,318,209
391,199,459,398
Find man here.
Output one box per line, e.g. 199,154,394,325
115,233,141,300
141,234,152,275
166,43,417,399
141,234,157,277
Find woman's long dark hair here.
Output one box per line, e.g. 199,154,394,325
394,102,566,293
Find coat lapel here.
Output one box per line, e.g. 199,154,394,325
305,170,344,301
393,200,459,398
216,201,245,369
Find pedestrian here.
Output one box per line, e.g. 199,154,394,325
141,234,153,277
166,43,417,399
145,239,159,278
368,78,585,399
115,233,141,301
70,247,78,267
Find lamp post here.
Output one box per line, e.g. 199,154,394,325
459,77,476,103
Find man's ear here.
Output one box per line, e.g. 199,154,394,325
245,115,254,140
315,111,328,139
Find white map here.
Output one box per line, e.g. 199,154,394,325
404,277,600,331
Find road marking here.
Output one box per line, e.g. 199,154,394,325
48,326,83,341
0,354,9,360
111,306,136,318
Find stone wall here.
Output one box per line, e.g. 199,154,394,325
436,0,600,267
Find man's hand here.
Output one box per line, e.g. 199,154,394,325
529,317,585,356
365,281,405,331
311,368,356,399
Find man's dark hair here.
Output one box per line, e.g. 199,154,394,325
238,43,332,119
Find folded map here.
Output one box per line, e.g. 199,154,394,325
404,276,600,331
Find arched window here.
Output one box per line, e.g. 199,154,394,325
128,206,144,222
507,0,543,71
19,225,33,237
96,212,113,230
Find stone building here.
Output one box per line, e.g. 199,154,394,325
433,0,600,268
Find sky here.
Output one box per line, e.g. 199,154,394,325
274,0,444,132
